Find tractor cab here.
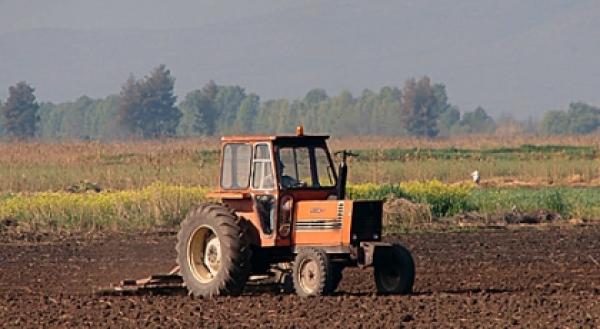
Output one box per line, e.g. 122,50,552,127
209,127,344,247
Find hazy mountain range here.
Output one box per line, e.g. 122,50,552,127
1,0,599,118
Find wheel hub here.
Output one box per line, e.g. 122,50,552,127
187,226,221,283
298,259,319,293
204,235,221,275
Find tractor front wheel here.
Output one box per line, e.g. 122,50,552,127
292,249,330,297
373,244,415,295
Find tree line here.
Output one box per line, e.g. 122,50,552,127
0,64,596,140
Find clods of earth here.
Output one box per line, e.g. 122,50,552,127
1,227,600,328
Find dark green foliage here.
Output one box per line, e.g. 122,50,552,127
347,184,407,200
467,187,600,219
353,144,596,162
304,88,328,104
437,105,460,137
567,102,600,134
540,102,600,135
117,65,181,138
540,110,570,134
233,93,260,134
453,106,496,134
400,77,440,137
351,184,600,220
179,82,257,136
433,84,460,137
347,183,473,217
38,96,120,140
178,81,219,136
1,81,40,139
1,74,508,139
214,85,247,134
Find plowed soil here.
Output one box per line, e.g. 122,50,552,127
2,226,600,328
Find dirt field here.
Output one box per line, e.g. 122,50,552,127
2,227,600,328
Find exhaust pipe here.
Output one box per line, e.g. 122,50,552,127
335,150,357,200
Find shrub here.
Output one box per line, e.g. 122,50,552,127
348,180,473,217
399,180,474,217
347,183,406,200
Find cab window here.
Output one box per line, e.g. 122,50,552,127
315,147,335,187
252,144,275,189
221,143,252,189
277,145,335,189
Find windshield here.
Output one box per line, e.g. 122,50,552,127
277,146,336,189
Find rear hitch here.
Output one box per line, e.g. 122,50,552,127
357,242,391,268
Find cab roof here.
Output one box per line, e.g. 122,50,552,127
221,134,330,143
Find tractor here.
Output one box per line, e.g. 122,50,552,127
175,127,415,297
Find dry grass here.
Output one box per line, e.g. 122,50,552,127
328,133,600,150
1,134,600,193
0,139,219,192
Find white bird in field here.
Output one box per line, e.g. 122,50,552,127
471,170,480,184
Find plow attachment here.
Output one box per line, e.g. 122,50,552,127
98,266,186,296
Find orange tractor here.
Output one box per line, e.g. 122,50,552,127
171,127,415,297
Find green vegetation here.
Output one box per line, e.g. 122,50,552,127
3,67,506,140
469,187,600,220
540,102,600,135
3,64,600,140
3,181,598,232
348,181,473,217
117,65,180,138
0,183,207,231
351,183,600,221
0,138,598,232
353,144,596,161
1,81,39,139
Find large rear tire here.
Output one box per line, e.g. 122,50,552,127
374,244,415,295
176,203,251,297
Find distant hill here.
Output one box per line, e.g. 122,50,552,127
1,0,599,117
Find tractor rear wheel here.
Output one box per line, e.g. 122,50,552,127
176,203,251,297
292,249,330,297
373,244,415,295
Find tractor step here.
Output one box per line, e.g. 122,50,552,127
98,266,187,295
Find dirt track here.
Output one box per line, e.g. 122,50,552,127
2,227,600,328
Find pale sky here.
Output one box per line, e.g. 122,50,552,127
0,0,292,33
1,0,599,118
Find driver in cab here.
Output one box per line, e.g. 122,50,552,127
278,160,302,188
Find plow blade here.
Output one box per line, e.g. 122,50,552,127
99,266,187,295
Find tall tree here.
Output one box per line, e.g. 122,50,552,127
214,85,247,134
117,65,180,138
304,88,328,105
431,83,460,136
566,102,600,134
300,88,328,132
232,93,259,134
454,106,496,134
178,84,218,136
1,81,40,139
400,76,439,137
